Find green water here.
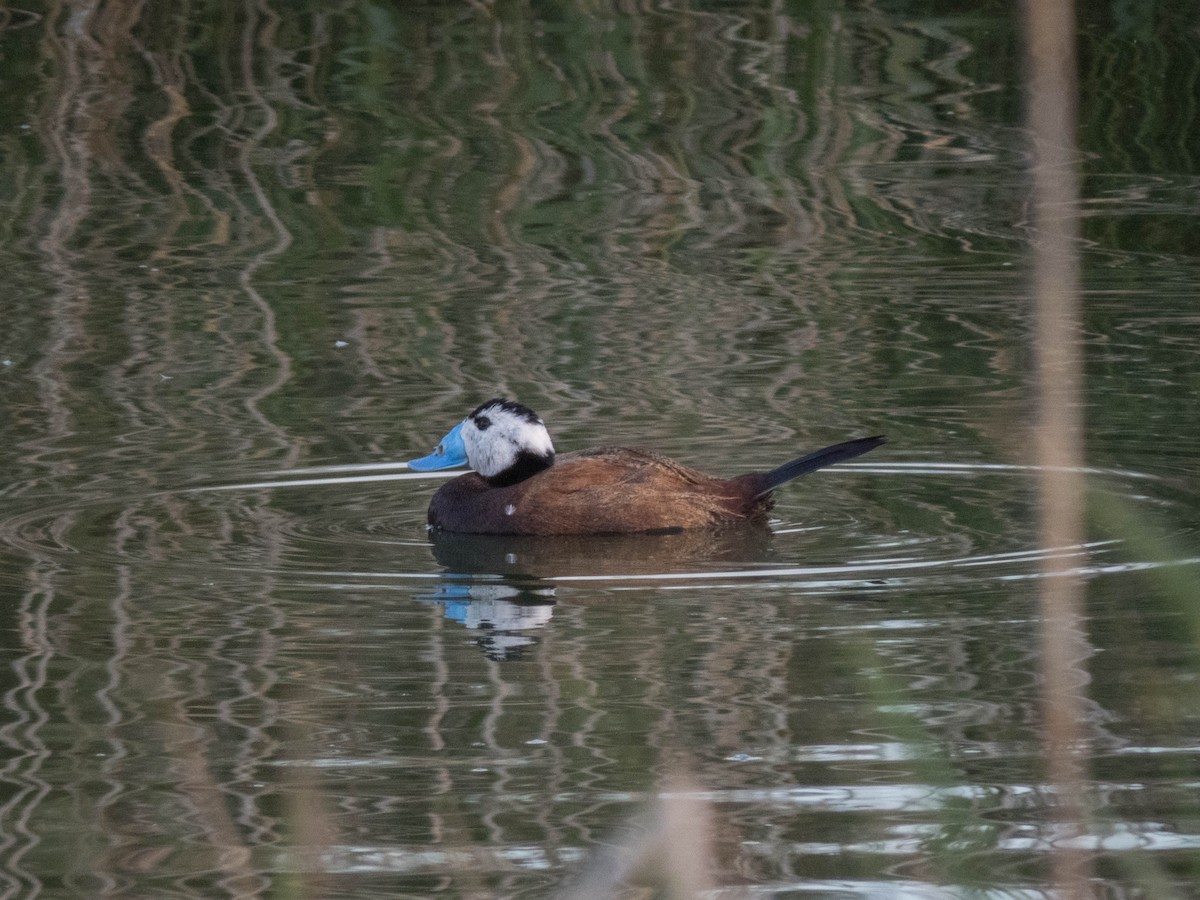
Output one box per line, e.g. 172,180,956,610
1,2,1199,897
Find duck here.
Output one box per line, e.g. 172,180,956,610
408,399,885,536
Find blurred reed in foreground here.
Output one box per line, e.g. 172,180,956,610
1024,0,1092,897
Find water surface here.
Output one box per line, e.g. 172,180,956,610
2,2,1200,897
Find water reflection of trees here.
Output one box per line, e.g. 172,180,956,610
2,1,1197,895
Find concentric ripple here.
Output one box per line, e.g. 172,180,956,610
4,458,1191,597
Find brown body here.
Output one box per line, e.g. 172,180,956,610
427,447,772,536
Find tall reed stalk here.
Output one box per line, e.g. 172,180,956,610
1024,0,1092,896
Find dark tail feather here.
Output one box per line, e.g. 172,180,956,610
753,435,886,498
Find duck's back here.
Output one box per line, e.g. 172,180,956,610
427,447,767,535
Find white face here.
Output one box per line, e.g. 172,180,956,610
462,400,555,478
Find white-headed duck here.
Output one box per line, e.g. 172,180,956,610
408,398,884,536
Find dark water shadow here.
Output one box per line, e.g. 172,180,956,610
419,527,777,660
427,526,776,579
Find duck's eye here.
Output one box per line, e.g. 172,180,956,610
474,415,492,431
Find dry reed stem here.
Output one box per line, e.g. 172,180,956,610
1024,0,1092,896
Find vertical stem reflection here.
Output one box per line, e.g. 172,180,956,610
1024,0,1091,897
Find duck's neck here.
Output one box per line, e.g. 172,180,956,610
485,450,555,487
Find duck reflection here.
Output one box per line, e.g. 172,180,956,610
420,527,777,660
415,581,556,661
428,526,775,578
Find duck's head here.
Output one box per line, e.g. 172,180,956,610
408,398,556,486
